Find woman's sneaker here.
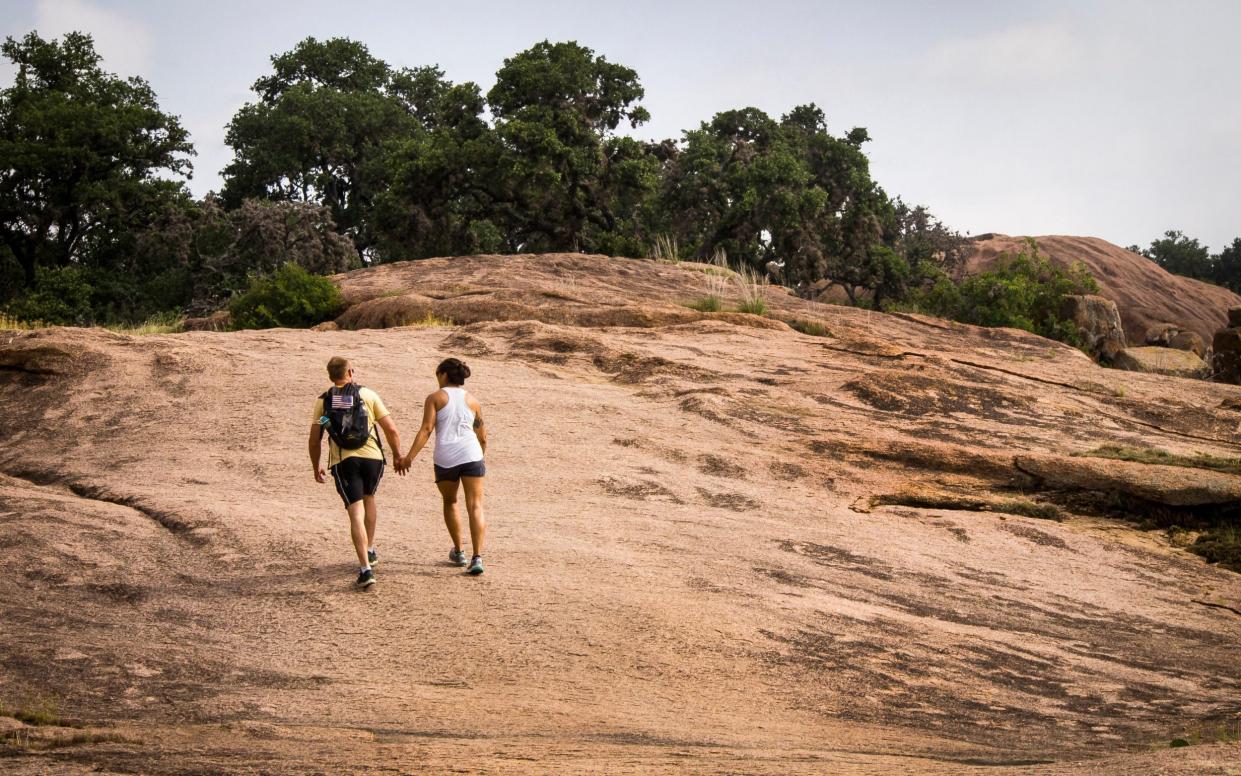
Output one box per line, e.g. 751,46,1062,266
466,555,484,575
448,548,467,567
355,568,375,588
367,548,378,566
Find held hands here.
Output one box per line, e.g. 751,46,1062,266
394,454,413,476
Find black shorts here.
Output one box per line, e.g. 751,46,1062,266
331,456,384,507
434,459,486,482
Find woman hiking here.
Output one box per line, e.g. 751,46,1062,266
398,358,488,575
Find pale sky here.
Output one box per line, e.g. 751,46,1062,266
3,0,1239,251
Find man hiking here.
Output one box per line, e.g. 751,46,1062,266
310,356,404,588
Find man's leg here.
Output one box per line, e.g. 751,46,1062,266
363,495,378,551
347,499,369,568
437,478,462,550
461,476,486,557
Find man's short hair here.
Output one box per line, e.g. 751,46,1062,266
327,356,350,381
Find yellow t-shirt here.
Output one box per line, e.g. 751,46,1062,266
312,385,390,467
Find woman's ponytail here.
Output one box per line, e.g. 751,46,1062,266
437,357,470,385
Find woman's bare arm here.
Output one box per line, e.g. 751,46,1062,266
469,396,487,454
402,394,439,465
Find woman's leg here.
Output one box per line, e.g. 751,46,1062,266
461,476,486,556
437,478,463,550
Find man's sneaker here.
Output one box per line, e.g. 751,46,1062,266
448,548,467,567
466,555,484,576
367,548,378,566
355,568,375,588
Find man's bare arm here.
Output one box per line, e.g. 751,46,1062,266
309,424,326,482
377,415,402,461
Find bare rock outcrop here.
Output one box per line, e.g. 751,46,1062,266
1061,293,1125,360
1112,346,1209,378
966,235,1241,346
1014,453,1241,507
5,253,1241,775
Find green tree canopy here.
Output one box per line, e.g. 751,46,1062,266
0,31,193,287
657,103,905,306
485,40,657,252
222,37,457,260
1138,230,1214,280
367,74,501,259
1213,237,1241,294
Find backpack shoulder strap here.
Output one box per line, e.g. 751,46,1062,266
357,385,384,458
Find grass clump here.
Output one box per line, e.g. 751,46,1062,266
786,319,830,337
996,499,1063,521
401,312,454,328
0,313,46,330
736,298,767,316
689,295,722,312
106,310,185,335
2,729,129,752
730,255,768,316
1075,444,1241,476
1,696,67,727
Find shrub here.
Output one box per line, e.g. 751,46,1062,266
908,240,1097,345
229,263,342,330
1191,524,1241,573
5,266,93,325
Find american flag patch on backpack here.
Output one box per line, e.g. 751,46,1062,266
330,393,355,410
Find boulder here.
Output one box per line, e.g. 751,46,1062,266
1060,294,1125,361
1111,346,1208,378
1229,306,1241,328
1144,322,1177,344
1145,323,1206,357
310,321,340,332
1212,327,1241,384
1169,330,1206,357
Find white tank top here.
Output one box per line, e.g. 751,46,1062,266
433,387,484,467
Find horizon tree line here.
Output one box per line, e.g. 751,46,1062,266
1,30,1233,329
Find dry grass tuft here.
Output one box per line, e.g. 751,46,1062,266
651,234,680,263
107,312,186,336
1,311,185,335
400,311,455,328
0,313,47,330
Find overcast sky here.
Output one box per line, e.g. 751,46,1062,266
3,0,1239,251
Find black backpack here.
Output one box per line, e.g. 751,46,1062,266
319,383,380,452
